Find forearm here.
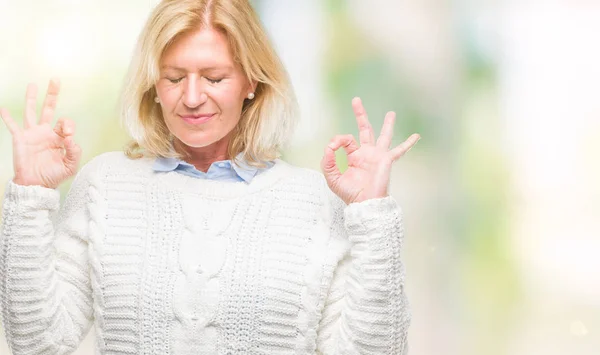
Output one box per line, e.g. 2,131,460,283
344,196,410,353
0,181,93,355
319,196,410,355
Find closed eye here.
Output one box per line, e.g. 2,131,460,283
206,77,223,84
168,77,184,84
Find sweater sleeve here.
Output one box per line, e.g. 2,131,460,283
316,194,411,355
0,167,95,355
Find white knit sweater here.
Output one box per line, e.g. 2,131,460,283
0,152,410,355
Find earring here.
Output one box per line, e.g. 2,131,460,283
247,92,255,100
154,96,160,103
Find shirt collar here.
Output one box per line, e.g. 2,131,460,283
152,152,267,183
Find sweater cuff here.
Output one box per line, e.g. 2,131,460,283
343,196,402,240
5,180,60,211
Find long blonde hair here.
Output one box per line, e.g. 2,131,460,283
120,0,298,167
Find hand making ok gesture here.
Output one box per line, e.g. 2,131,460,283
0,79,81,189
321,97,420,205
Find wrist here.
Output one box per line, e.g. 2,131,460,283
12,176,56,189
12,176,30,186
349,193,389,205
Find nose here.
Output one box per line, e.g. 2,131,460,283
182,76,208,109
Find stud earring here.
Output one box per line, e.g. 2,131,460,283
154,96,160,103
247,92,255,100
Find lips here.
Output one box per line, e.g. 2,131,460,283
179,113,216,125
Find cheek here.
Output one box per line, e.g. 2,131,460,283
157,86,182,110
208,84,246,113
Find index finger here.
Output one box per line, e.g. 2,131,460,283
40,78,61,125
0,108,21,135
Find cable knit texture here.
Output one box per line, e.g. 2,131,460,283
0,152,410,355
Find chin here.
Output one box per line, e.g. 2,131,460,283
174,130,226,149
177,136,216,149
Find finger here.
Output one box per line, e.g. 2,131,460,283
321,144,342,188
390,133,421,161
54,118,75,138
352,97,375,145
24,83,38,128
40,78,61,125
63,136,82,172
376,111,396,149
328,134,360,156
62,118,75,136
53,118,65,137
0,108,21,135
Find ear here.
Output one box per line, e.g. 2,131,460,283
249,80,258,94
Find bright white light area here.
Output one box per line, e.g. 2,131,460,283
501,1,600,302
36,18,102,77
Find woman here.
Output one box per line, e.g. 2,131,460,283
0,0,419,354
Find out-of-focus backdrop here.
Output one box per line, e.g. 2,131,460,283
1,1,599,354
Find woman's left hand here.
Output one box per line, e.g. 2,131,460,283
321,97,420,205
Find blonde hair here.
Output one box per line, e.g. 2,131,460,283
120,0,298,167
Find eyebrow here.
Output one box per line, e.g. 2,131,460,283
160,65,233,72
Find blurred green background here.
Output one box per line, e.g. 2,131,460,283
1,1,599,354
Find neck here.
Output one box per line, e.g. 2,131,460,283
173,135,231,173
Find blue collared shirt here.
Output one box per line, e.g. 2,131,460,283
152,153,273,183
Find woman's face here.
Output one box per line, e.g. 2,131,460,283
155,27,254,151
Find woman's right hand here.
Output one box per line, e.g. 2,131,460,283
0,79,82,189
